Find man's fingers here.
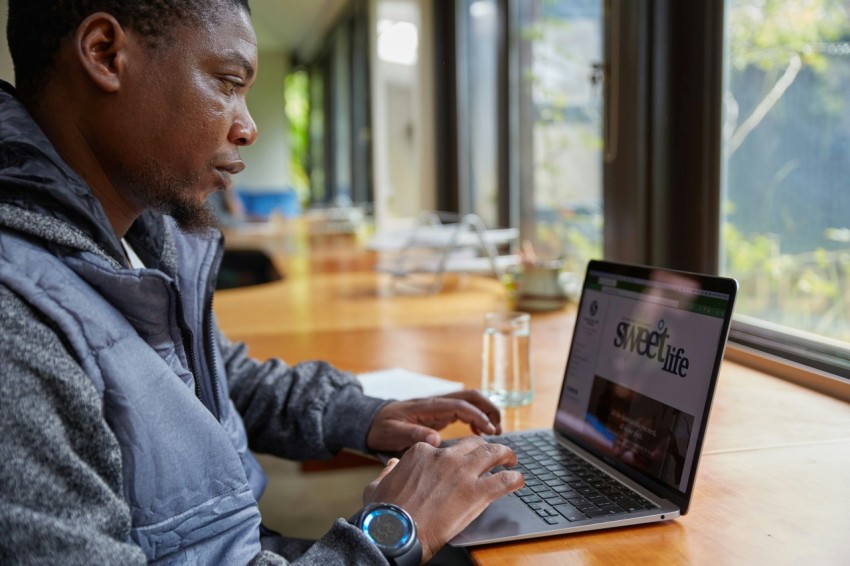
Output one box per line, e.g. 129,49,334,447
420,398,498,435
441,390,503,430
445,389,502,426
455,441,525,497
439,435,517,468
480,469,525,498
407,424,441,447
366,392,505,454
461,440,519,471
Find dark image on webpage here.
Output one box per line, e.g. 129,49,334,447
582,375,695,487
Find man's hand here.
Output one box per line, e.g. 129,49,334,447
362,436,524,562
366,390,503,453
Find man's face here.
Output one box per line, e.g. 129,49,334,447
110,8,258,233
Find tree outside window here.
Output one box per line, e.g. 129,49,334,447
722,0,850,343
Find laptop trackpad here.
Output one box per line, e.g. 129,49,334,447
450,495,539,546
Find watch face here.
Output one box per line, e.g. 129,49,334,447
362,507,412,549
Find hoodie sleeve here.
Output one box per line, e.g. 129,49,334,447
0,286,388,566
218,329,388,460
249,519,389,565
0,285,147,565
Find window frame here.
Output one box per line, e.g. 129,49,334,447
603,0,724,274
604,0,849,383
304,1,373,207
340,0,850,384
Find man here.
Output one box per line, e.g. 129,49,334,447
0,1,523,564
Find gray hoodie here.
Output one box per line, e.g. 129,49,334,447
0,81,388,565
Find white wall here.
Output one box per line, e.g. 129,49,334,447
0,0,14,83
238,48,291,192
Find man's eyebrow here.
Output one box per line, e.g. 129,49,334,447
225,51,256,80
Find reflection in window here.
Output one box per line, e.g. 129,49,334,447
512,0,604,272
372,0,425,226
458,0,500,228
721,0,850,343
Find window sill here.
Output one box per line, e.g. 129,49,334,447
726,343,850,403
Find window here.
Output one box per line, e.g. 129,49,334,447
308,62,327,203
456,0,501,229
284,70,311,205
331,26,353,205
350,3,373,205
456,1,604,261
721,0,850,374
300,0,850,380
509,0,604,272
371,0,433,226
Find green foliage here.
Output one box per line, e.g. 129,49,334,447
724,222,850,340
519,7,604,266
535,213,602,273
724,0,850,341
284,70,311,200
723,223,777,278
728,0,848,71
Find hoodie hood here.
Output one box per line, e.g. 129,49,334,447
0,80,136,265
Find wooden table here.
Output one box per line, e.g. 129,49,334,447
215,233,850,565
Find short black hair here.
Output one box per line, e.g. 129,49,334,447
7,0,251,99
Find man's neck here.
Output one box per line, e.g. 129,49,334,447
26,95,139,239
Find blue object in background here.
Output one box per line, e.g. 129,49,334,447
237,189,300,219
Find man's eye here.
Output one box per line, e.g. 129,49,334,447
221,78,243,94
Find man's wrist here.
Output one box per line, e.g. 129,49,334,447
350,502,422,566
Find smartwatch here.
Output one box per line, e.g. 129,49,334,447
350,502,423,566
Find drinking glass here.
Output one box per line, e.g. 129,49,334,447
481,311,533,407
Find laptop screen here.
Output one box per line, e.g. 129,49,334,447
554,261,736,501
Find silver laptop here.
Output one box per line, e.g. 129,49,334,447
452,260,737,546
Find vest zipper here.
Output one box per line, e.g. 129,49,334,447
203,241,226,421
173,283,203,402
205,293,223,419
170,238,225,420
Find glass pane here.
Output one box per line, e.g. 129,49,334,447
721,0,850,343
351,6,373,205
458,0,500,228
513,0,604,272
284,70,310,205
308,64,325,203
372,0,424,226
331,27,352,205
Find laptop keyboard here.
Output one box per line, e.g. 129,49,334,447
491,431,658,526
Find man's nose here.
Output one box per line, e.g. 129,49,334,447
229,104,258,146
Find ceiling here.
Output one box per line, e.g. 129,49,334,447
249,0,349,59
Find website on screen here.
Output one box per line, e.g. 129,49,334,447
555,271,731,492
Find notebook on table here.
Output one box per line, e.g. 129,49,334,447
452,259,737,546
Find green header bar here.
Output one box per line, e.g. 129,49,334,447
585,275,730,319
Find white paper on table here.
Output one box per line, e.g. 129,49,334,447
357,368,464,400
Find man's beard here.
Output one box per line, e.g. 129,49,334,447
155,194,220,235
131,158,221,235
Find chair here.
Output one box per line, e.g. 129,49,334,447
369,211,520,293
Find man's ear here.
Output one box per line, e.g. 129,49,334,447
74,13,129,93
